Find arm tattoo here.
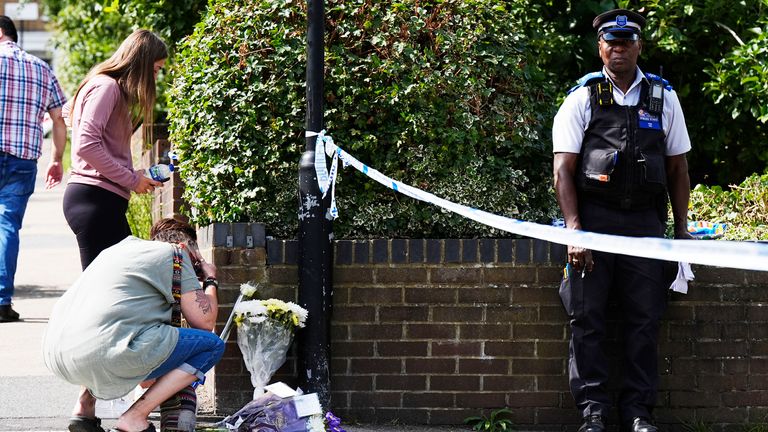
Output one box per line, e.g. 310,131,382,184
195,290,212,315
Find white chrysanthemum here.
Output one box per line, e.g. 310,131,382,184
307,414,325,432
240,282,259,298
285,302,308,327
262,298,288,310
234,299,268,316
247,315,267,324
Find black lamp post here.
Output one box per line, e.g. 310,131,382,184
297,0,332,408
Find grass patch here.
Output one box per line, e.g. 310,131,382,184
681,417,712,432
745,423,768,432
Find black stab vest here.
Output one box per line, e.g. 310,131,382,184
576,79,668,210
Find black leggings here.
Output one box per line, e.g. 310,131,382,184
63,183,131,270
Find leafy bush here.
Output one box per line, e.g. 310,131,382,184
688,173,768,241
168,0,559,238
623,0,768,186
705,23,768,123
120,0,208,46
46,2,130,94
42,0,206,115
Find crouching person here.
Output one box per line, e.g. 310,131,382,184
43,218,224,432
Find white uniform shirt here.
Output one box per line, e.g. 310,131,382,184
552,66,691,156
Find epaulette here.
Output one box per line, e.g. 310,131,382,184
567,71,606,94
644,73,673,91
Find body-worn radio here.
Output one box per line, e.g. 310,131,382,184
648,66,664,114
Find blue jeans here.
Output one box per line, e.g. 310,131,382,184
0,152,36,305
146,328,225,381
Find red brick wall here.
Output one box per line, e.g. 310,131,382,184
196,224,768,430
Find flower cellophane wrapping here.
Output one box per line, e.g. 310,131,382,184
237,318,294,399
216,391,309,432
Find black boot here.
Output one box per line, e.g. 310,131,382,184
0,304,19,322
631,417,658,432
578,415,606,432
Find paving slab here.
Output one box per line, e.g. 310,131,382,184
0,139,81,430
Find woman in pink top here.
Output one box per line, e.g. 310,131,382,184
63,29,167,271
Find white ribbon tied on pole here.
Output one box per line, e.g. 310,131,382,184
306,130,340,219
311,131,768,272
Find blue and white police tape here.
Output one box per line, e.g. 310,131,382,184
308,130,768,272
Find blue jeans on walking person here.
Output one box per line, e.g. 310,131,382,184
146,328,225,381
0,152,37,305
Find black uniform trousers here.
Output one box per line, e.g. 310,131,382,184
560,201,668,422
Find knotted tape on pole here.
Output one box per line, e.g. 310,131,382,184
306,130,340,219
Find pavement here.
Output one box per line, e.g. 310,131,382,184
0,140,462,432
0,138,86,432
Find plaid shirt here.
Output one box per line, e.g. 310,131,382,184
0,41,67,160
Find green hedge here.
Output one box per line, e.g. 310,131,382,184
46,2,130,95
168,0,559,238
43,0,206,114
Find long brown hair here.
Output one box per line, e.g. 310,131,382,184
71,29,167,128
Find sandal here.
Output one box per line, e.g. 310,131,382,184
109,423,156,432
68,416,105,432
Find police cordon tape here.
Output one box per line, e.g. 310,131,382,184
307,130,768,272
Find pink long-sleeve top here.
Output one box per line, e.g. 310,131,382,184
67,74,139,200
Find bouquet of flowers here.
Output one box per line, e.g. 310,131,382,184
215,391,346,432
234,283,308,398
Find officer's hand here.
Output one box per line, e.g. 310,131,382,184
567,245,594,273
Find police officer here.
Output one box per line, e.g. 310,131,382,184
552,8,692,432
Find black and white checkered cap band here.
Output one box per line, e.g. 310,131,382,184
599,20,642,33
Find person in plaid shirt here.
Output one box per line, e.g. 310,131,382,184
0,16,67,322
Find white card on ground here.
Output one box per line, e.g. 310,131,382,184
265,381,298,398
293,393,322,417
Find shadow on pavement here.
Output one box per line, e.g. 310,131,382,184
15,318,50,324
14,285,66,299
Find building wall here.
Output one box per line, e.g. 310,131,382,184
196,223,768,431
0,1,53,61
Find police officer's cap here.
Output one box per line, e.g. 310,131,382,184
593,9,645,41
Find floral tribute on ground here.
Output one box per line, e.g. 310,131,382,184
212,283,346,432
215,392,347,432
233,283,308,398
